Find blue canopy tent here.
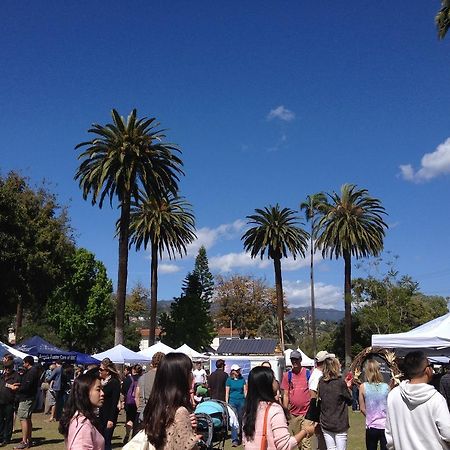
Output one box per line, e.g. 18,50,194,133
71,352,100,365
0,340,34,362
15,336,76,362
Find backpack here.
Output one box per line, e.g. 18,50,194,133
287,368,311,388
126,378,138,406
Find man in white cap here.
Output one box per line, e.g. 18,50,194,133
281,350,313,450
308,351,335,450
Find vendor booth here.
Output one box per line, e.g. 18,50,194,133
212,339,285,381
371,312,450,361
92,344,151,364
15,335,76,361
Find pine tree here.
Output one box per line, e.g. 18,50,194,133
193,246,214,301
160,272,215,350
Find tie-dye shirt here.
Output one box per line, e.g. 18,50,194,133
363,382,389,429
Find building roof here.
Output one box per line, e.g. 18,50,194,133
139,328,163,338
217,339,278,355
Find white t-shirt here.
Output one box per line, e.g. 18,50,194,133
308,367,323,392
193,368,207,384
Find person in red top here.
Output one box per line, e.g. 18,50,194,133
281,351,313,450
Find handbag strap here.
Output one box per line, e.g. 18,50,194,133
260,402,272,450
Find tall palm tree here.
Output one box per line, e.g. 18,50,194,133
436,0,450,39
316,184,387,368
300,192,327,356
129,191,196,345
75,109,183,345
242,204,309,350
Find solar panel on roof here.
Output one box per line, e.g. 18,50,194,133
216,339,277,355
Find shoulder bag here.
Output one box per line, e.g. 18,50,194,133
304,386,321,423
260,402,272,450
122,430,155,450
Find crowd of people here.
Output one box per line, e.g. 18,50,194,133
1,348,450,449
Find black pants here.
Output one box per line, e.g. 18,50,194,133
0,403,14,443
366,427,387,450
54,390,65,420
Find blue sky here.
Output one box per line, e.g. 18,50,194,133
2,1,450,310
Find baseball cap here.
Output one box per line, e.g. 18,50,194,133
230,364,241,371
290,350,302,360
315,351,335,363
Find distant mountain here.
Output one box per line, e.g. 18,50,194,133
288,307,344,323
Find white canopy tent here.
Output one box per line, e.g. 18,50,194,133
284,348,315,367
138,342,174,359
92,344,151,364
175,344,207,360
372,312,450,358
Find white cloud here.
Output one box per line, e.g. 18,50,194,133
283,280,343,309
210,252,270,272
186,219,246,256
400,137,450,182
159,263,181,274
267,105,295,122
209,247,322,273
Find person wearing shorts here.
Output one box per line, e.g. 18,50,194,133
15,356,39,449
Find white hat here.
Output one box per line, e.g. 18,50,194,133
315,351,335,363
230,364,241,371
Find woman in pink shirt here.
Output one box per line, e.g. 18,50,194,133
59,369,105,450
243,367,315,450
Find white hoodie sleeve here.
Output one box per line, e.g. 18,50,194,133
434,394,450,442
385,399,394,450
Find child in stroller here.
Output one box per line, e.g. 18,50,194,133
195,400,238,450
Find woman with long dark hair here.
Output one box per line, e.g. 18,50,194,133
98,358,121,450
243,366,314,450
141,352,200,449
59,369,105,450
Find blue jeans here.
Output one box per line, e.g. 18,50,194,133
229,399,244,443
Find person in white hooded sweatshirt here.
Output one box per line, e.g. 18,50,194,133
385,351,450,450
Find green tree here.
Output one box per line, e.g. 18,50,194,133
75,109,183,345
126,283,150,324
353,273,448,344
242,204,309,349
193,246,214,302
300,192,327,355
436,0,450,39
0,171,75,337
46,248,114,352
213,275,285,339
129,192,196,345
160,273,215,350
316,184,388,367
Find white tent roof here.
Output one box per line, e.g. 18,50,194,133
0,341,33,361
92,344,151,364
284,348,315,367
175,344,206,360
138,342,174,359
372,313,450,350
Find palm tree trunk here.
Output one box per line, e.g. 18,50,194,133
310,232,317,356
273,257,285,351
115,195,131,345
343,249,352,369
149,244,158,346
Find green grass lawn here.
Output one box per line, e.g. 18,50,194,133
8,410,366,449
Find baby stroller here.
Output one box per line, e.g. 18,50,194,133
195,400,230,449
